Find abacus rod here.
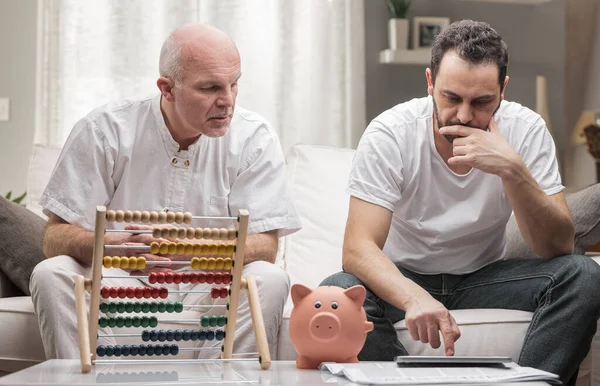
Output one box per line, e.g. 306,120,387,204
98,304,227,309
93,358,258,364
102,274,229,279
99,331,224,338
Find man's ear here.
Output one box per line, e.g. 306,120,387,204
157,77,175,102
426,68,434,96
500,76,509,100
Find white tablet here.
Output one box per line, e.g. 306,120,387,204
395,355,512,367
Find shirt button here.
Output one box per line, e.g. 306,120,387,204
184,160,190,167
171,158,177,164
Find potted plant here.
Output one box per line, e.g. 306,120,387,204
386,0,411,50
4,191,27,205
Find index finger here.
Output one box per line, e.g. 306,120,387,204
439,125,475,137
439,319,458,356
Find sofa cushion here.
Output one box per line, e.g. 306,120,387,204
282,145,355,316
0,296,45,373
26,144,62,218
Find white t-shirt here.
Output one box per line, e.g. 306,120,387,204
348,96,563,275
41,95,301,236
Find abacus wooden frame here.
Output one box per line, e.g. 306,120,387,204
73,206,271,373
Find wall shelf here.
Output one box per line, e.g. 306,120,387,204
379,49,431,65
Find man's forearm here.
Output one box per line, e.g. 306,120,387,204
242,230,278,265
342,241,430,311
42,223,96,265
501,161,574,258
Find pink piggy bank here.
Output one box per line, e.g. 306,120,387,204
289,284,374,369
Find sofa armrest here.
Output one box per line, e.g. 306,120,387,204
0,270,25,298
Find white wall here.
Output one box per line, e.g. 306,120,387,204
0,0,38,198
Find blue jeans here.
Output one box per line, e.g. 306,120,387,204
321,255,600,385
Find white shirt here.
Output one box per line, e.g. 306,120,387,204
348,96,562,275
41,95,301,235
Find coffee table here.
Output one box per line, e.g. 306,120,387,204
0,359,552,385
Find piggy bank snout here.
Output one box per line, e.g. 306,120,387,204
309,312,341,341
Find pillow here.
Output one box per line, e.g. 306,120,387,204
504,183,600,258
0,197,47,295
26,144,62,219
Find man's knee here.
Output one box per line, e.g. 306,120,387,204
320,271,364,289
30,255,84,295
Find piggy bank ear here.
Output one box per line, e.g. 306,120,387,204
291,284,313,306
344,285,366,305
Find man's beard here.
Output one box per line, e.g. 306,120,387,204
432,97,500,144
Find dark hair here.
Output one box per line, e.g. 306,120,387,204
430,20,508,88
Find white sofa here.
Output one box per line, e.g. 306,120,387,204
0,143,597,385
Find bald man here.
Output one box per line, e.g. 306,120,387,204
30,23,301,360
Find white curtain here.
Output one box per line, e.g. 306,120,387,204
36,0,366,152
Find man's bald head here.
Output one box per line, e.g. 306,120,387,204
159,23,239,85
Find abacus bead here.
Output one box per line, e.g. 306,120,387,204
116,317,125,327
182,330,191,341
159,288,168,299
140,317,149,328
111,256,121,268
126,302,134,312
224,258,233,270
110,287,119,298
123,211,133,222
150,302,158,313
122,345,131,356
206,273,214,284
207,258,216,270
209,315,218,327
193,244,202,254
183,212,193,224
167,243,176,254
152,229,161,238
130,345,139,356
218,316,227,326
97,345,106,357
162,272,172,284
151,288,160,299
106,210,116,222
209,244,218,255
150,242,159,254
113,345,122,356
171,344,179,355
226,245,235,255
169,228,178,238
184,243,193,254
165,302,175,313
210,288,219,299
137,257,146,269
101,287,110,299
198,272,206,283
176,243,185,254
200,316,209,327
115,210,125,222
149,211,159,223
223,273,232,284
214,272,223,284
99,317,109,328
194,228,203,239
161,229,170,238
174,302,183,313
167,330,175,342
158,302,167,313
174,212,184,224
143,287,151,299
149,317,158,328
135,288,144,299
117,302,126,313
181,273,191,284
159,242,169,254
162,344,171,355
141,211,150,223
198,330,207,340
190,273,199,284
158,212,167,223
126,287,135,298
132,211,142,222
173,273,182,284
186,228,195,239
174,330,183,341
156,272,166,284
120,256,129,269
166,212,175,223
108,317,116,327
218,245,227,256
148,272,157,284
190,258,199,270
178,228,187,239
149,345,158,356
129,256,138,269
134,302,143,312
117,287,127,298
190,330,199,341
100,302,109,313
105,346,115,357
137,345,147,356
199,258,208,270
220,288,228,298
150,330,159,341
142,303,150,313
132,316,142,327
158,330,167,342
228,229,236,240
216,330,225,340
206,330,215,341
103,256,112,268
203,228,212,239
124,317,133,327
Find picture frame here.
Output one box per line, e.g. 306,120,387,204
412,17,450,50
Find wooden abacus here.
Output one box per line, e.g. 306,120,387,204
74,206,271,373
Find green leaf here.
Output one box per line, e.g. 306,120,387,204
12,191,27,204
5,191,11,200
385,0,411,19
